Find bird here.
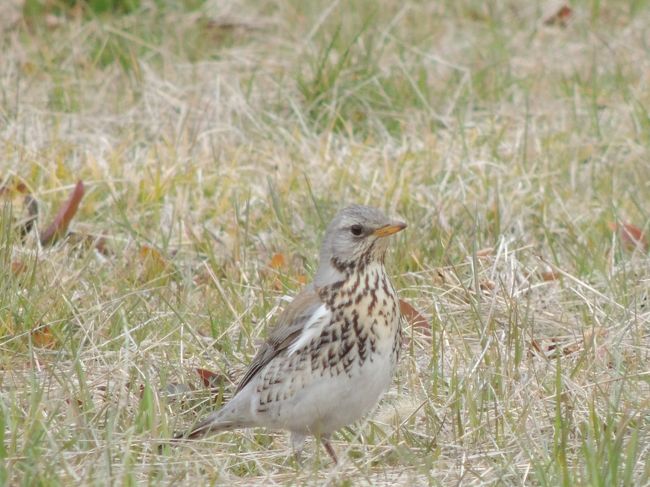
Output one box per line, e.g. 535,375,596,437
174,205,407,463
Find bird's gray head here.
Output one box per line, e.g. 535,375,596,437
314,205,406,288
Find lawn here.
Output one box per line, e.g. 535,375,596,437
1,0,649,485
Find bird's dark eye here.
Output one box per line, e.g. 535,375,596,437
350,224,363,236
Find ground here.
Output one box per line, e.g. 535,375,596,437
1,0,649,485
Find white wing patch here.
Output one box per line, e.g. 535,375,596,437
287,304,330,356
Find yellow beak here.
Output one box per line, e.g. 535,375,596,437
373,221,407,237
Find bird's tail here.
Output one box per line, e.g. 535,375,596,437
173,412,237,440
172,398,253,440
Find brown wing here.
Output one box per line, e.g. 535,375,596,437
235,286,324,394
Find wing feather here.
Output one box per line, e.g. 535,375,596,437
235,286,325,394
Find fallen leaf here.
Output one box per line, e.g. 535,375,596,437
11,260,27,275
540,270,560,281
32,325,56,348
544,5,573,26
269,252,286,269
399,299,431,336
196,368,226,389
40,180,85,245
608,221,648,252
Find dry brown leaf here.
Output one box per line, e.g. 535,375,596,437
11,260,27,275
269,252,286,269
399,299,431,336
608,221,648,252
40,180,85,245
196,368,226,389
544,5,573,26
32,325,56,348
540,270,560,281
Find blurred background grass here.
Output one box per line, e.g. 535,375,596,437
1,0,649,485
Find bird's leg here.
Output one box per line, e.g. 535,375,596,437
290,432,307,464
320,435,338,464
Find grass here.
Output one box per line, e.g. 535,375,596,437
1,0,650,484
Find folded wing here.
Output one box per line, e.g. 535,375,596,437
235,286,328,393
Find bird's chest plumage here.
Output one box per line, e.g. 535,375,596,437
314,263,401,378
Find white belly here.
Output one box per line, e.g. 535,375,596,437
248,337,396,436
291,348,395,434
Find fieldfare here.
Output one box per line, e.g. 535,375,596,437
175,205,406,463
